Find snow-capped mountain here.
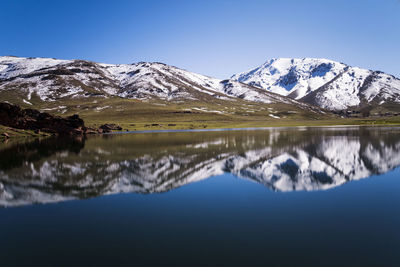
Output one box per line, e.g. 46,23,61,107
0,56,309,106
1,127,399,207
2,56,400,112
232,58,400,110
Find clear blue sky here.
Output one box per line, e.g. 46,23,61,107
1,0,399,78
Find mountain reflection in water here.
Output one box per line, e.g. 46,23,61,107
1,127,400,207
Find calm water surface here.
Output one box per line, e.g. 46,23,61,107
0,127,400,266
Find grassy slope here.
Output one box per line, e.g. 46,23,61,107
5,94,332,129
0,125,52,140
1,93,400,139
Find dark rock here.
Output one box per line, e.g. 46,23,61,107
85,127,99,134
99,123,122,132
1,133,10,138
0,102,87,135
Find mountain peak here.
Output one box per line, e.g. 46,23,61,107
232,57,400,110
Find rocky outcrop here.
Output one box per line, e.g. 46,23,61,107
0,102,87,135
99,124,122,133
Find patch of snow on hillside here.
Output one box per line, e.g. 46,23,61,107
23,99,32,105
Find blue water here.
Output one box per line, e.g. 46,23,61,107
1,170,399,266
0,127,400,266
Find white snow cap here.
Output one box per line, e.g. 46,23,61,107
232,58,400,110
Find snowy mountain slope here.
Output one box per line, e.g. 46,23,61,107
0,56,71,79
0,57,120,101
232,58,347,97
0,56,315,108
232,58,400,110
1,127,400,206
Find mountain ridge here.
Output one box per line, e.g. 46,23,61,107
0,56,309,105
2,55,400,121
0,56,327,124
231,57,400,111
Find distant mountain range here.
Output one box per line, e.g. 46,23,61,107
1,56,400,114
0,56,307,105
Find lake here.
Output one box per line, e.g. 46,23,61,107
0,126,400,266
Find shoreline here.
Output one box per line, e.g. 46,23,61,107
2,121,400,141
107,124,400,135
